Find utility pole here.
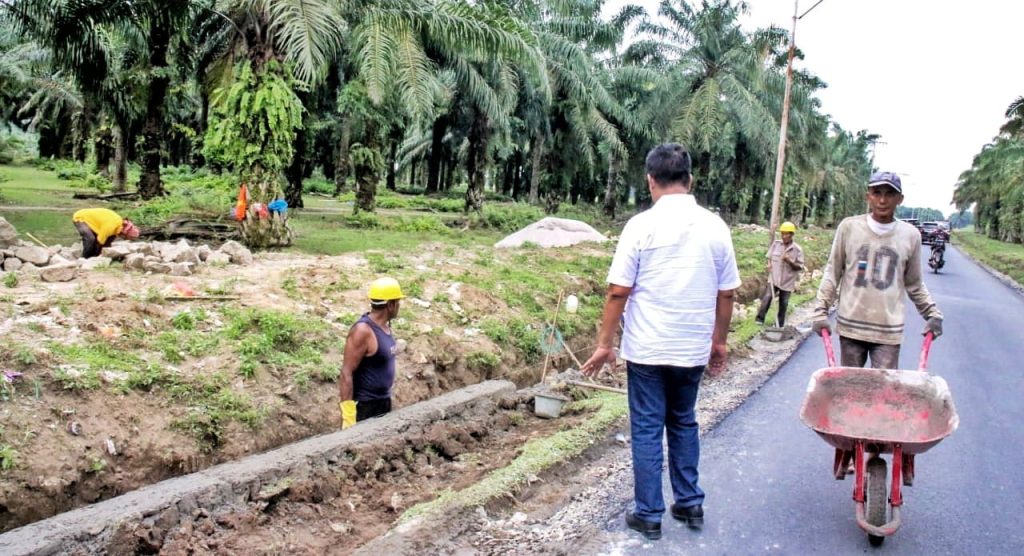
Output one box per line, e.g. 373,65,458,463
768,0,828,245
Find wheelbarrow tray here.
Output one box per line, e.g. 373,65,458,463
800,367,959,455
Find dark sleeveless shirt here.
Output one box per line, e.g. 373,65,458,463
352,313,396,402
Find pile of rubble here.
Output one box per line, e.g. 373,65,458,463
0,217,252,282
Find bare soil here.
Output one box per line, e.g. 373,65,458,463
1,245,582,533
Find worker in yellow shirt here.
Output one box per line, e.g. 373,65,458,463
72,208,140,258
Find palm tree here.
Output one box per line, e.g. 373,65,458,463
5,0,198,198
625,0,781,209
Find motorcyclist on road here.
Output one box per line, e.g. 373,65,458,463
929,236,946,272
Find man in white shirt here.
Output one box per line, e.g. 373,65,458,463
582,143,741,541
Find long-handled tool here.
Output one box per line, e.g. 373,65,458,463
539,290,564,384
762,259,791,342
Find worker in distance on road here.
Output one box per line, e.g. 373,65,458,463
71,207,140,258
339,277,403,429
756,221,805,327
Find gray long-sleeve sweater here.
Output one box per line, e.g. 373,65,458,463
812,214,942,345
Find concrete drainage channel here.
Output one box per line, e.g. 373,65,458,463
0,380,527,555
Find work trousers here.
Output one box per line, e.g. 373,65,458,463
74,222,103,259
356,397,392,422
627,361,705,523
756,286,792,326
839,336,901,369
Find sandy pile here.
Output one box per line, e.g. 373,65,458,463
495,217,609,249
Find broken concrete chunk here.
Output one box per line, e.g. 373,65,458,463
81,257,112,270
40,263,77,282
47,255,76,267
0,217,18,249
167,262,193,276
101,244,133,261
14,245,51,266
2,256,22,272
123,253,147,271
142,260,172,274
205,252,231,265
218,240,253,265
196,244,212,262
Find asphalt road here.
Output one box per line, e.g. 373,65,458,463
604,246,1024,555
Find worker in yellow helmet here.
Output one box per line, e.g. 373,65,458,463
756,222,805,327
339,277,404,429
72,208,140,258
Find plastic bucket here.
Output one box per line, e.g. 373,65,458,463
534,392,569,419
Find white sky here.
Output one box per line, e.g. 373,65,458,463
603,0,1024,213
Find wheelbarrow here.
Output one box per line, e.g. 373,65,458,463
799,330,959,546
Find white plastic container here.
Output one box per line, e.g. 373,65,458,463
534,392,569,419
565,294,579,314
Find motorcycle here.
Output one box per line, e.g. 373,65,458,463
928,238,946,273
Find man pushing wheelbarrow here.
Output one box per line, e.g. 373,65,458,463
805,172,957,545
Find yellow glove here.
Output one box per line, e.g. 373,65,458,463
340,400,357,429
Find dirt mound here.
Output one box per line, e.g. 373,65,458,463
495,217,608,249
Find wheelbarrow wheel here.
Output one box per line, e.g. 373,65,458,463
866,457,887,547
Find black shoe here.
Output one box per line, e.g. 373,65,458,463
625,511,662,540
755,319,765,326
671,503,704,528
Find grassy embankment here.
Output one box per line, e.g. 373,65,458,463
0,161,832,466
954,229,1024,285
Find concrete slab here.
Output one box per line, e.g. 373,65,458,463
0,380,516,555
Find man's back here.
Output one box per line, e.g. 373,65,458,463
608,194,740,367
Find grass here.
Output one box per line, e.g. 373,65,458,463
289,211,499,256
223,308,334,380
0,163,93,246
0,444,17,472
398,391,628,524
954,230,1024,285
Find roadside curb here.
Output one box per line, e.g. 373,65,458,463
953,244,1024,296
0,380,516,556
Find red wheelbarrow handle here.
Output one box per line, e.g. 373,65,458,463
821,328,837,367
820,329,935,372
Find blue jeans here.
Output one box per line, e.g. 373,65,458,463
627,361,705,522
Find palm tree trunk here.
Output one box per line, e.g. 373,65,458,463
111,124,128,193
464,114,489,214
285,103,308,209
138,16,172,199
72,102,91,163
603,151,619,217
528,134,546,205
334,119,351,195
386,138,398,191
426,116,447,194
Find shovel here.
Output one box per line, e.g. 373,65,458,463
761,264,792,342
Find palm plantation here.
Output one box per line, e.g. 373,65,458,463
1,0,878,246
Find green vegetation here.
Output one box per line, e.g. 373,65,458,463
0,444,17,472
954,230,1024,284
168,372,268,452
954,97,1024,243
223,308,333,380
466,351,501,374
3,273,16,288
2,0,874,246
399,391,628,524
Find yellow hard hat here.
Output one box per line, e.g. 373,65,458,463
779,221,797,233
368,277,404,302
